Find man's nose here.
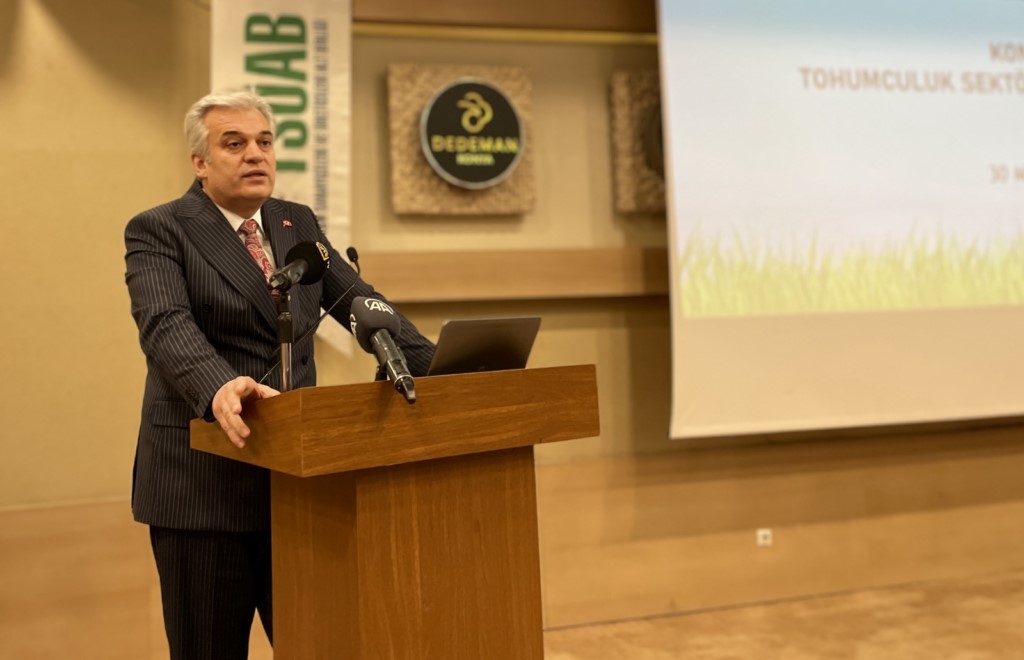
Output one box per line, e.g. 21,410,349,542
244,141,265,161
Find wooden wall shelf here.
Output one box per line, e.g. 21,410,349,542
352,22,658,46
358,247,669,303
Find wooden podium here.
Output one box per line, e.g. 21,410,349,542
190,364,599,659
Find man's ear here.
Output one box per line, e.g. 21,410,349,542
191,153,207,178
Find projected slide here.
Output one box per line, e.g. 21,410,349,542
658,0,1024,438
661,0,1024,317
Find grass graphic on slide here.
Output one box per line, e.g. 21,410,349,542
678,230,1024,316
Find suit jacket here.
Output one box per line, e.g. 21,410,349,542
125,180,435,531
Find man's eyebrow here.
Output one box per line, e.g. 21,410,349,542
219,130,275,139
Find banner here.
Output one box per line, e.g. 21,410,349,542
212,0,352,350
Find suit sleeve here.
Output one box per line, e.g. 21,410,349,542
125,211,237,418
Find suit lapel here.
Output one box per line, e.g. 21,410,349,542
261,198,297,272
176,181,278,331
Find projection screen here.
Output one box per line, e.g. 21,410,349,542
658,0,1024,438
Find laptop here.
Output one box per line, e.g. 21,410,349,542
426,316,541,376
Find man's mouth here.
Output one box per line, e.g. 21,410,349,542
243,171,268,179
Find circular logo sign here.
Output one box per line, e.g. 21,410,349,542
419,78,524,190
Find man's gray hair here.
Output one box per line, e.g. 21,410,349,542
184,89,276,160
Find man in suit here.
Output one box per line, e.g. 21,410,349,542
124,90,435,659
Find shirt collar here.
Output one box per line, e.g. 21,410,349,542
215,203,265,235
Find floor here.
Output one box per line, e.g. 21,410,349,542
4,501,1024,658
543,569,1024,659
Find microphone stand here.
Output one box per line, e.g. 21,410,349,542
273,290,293,392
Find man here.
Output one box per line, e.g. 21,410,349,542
124,90,435,659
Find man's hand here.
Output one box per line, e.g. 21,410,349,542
212,376,280,448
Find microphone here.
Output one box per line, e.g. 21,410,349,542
268,241,330,292
288,245,360,346
349,296,416,404
257,245,359,386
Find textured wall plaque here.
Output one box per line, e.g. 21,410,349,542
388,63,534,215
610,69,666,214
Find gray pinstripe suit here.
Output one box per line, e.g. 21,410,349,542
125,180,435,532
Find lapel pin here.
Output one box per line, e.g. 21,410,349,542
282,219,293,228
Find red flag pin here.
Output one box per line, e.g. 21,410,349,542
282,219,293,228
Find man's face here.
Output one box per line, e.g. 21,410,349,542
192,107,276,216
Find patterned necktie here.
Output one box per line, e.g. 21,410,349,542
239,218,274,281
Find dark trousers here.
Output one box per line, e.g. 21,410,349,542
149,527,273,660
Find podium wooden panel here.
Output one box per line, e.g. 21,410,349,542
191,365,600,659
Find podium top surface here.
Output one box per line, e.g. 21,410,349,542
190,364,599,477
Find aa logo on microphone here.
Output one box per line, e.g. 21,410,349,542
364,298,395,315
315,242,330,264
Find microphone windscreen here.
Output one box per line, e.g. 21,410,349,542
349,296,402,353
284,241,330,284
345,246,359,264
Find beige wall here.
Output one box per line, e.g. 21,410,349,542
4,0,1024,633
0,0,209,507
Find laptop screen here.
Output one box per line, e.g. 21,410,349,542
426,316,541,376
